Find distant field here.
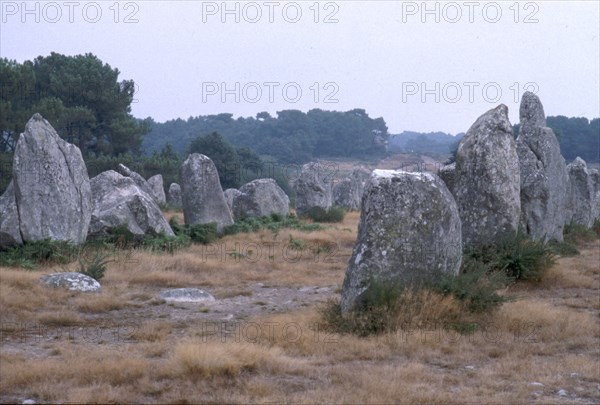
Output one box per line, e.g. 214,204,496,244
1,212,599,404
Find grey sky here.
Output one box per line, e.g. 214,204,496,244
1,0,599,134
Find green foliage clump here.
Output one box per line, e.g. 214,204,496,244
303,206,345,223
0,239,78,269
564,222,599,245
77,250,113,281
464,233,555,282
223,213,323,236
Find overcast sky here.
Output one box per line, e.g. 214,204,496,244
1,0,599,134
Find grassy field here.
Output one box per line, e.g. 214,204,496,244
1,211,599,404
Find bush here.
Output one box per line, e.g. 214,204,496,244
303,206,345,223
464,233,555,281
78,250,113,280
0,239,79,269
223,214,323,236
169,217,218,244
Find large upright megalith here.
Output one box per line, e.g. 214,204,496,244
180,154,233,231
341,170,462,314
516,92,570,242
453,105,521,247
293,162,335,215
566,157,595,228
13,113,92,244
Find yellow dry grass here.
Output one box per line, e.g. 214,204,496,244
1,214,599,404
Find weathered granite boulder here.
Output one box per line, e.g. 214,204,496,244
453,105,521,247
516,92,570,242
40,272,101,292
333,167,371,210
117,163,156,202
13,113,92,244
341,170,462,314
438,162,456,195
224,188,242,212
147,174,166,205
231,178,289,219
167,183,182,208
0,181,23,247
293,162,335,215
590,169,600,222
566,157,594,227
159,288,215,303
89,171,174,237
180,154,233,231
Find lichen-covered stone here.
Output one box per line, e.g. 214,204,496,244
89,170,174,237
40,272,101,292
147,174,166,205
0,181,22,247
454,105,520,247
341,170,462,314
333,166,371,210
293,162,335,215
516,92,570,242
180,154,233,231
167,183,183,208
232,179,289,219
566,157,594,228
13,113,91,244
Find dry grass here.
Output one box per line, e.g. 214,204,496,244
1,213,599,404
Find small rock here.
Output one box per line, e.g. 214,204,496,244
557,389,568,397
465,365,476,370
159,288,215,303
22,400,36,405
40,272,101,292
528,382,544,387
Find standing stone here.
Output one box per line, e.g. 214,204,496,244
147,174,166,205
333,167,371,210
167,183,183,208
341,170,462,314
590,169,600,222
438,162,457,195
293,162,335,215
566,157,594,228
231,178,289,219
89,171,174,237
117,164,156,202
453,105,521,247
516,92,570,242
180,154,233,231
13,113,91,244
223,188,242,213
0,181,23,247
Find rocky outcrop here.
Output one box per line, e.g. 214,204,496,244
293,162,335,215
566,158,594,227
167,183,182,208
341,170,462,314
590,169,600,222
453,105,521,247
333,167,371,210
147,174,166,205
0,182,23,247
89,171,174,237
516,92,570,242
13,113,92,244
180,154,233,231
231,178,289,219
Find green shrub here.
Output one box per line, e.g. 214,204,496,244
464,233,555,281
0,239,79,269
78,250,113,281
169,217,217,244
303,206,345,223
548,240,580,257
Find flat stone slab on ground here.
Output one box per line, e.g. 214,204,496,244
40,272,101,292
159,288,216,303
